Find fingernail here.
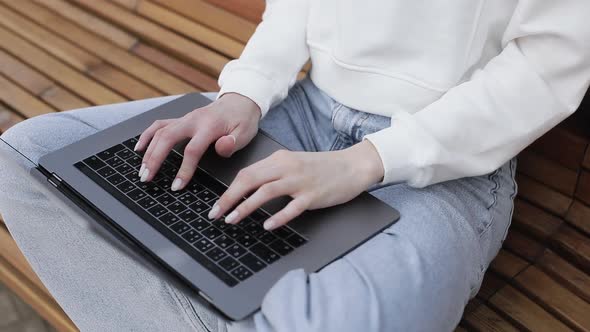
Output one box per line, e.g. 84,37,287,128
208,203,220,220
138,163,146,177
171,178,183,191
134,141,140,151
225,210,239,224
228,134,236,144
140,168,150,182
263,219,276,230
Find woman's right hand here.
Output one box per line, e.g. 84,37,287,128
135,93,261,191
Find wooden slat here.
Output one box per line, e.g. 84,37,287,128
528,126,589,171
136,0,243,59
11,0,196,95
38,0,138,49
0,49,90,111
575,171,590,206
131,43,219,92
565,200,590,236
514,265,590,331
0,4,163,102
537,249,590,304
88,63,162,100
550,225,590,274
71,0,229,76
464,303,520,332
0,257,78,332
477,273,506,300
0,74,56,117
517,150,579,196
152,0,256,43
503,229,545,262
489,250,529,280
584,147,590,170
512,199,563,241
516,173,573,217
0,104,24,133
0,25,125,105
111,0,138,10
489,285,572,332
204,0,264,23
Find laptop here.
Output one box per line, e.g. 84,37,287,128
0,93,400,320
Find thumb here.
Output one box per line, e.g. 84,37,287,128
215,126,251,158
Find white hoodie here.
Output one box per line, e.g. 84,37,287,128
218,0,590,187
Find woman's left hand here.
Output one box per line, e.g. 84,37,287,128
208,140,384,230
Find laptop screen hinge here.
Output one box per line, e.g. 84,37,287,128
47,173,63,187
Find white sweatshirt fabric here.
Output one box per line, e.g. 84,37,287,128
218,0,590,187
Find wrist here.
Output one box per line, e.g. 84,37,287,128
342,140,385,187
217,93,262,119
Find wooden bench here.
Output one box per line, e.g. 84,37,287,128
0,1,589,331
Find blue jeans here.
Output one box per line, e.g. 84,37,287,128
0,78,517,331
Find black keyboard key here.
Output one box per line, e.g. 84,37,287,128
156,193,175,207
268,239,293,256
219,257,239,272
236,234,257,247
285,233,306,248
116,148,134,160
178,209,199,222
105,156,124,168
189,200,208,214
196,189,216,203
226,243,247,258
168,151,183,165
212,219,230,231
145,185,165,198
273,226,295,239
148,204,167,218
187,182,204,195
239,253,266,273
161,163,179,178
249,210,269,222
159,213,180,226
193,238,213,252
107,173,126,186
181,229,202,243
136,182,150,191
116,181,136,193
178,193,198,205
259,231,278,245
224,225,245,239
205,247,227,261
243,221,265,236
137,196,157,209
202,226,223,240
97,144,124,161
115,163,133,175
156,177,172,189
84,156,106,170
127,188,146,201
97,166,116,178
125,171,141,183
251,243,280,264
122,137,138,150
189,217,210,231
170,221,190,235
168,202,186,214
230,266,252,281
127,156,142,167
213,235,235,249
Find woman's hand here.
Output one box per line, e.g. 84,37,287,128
209,140,385,230
136,93,261,191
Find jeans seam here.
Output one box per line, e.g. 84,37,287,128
166,284,211,331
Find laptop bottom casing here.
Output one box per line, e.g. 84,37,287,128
37,93,400,320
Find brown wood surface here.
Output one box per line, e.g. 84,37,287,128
0,1,589,332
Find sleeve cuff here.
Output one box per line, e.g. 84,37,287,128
363,112,439,187
217,61,283,118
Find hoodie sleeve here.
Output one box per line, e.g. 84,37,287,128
364,0,590,187
217,0,311,116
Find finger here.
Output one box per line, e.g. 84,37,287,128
208,160,281,220
141,125,188,182
135,119,173,152
263,196,310,231
224,180,291,224
171,130,218,191
214,134,236,158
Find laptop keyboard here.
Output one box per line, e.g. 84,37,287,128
74,136,307,287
